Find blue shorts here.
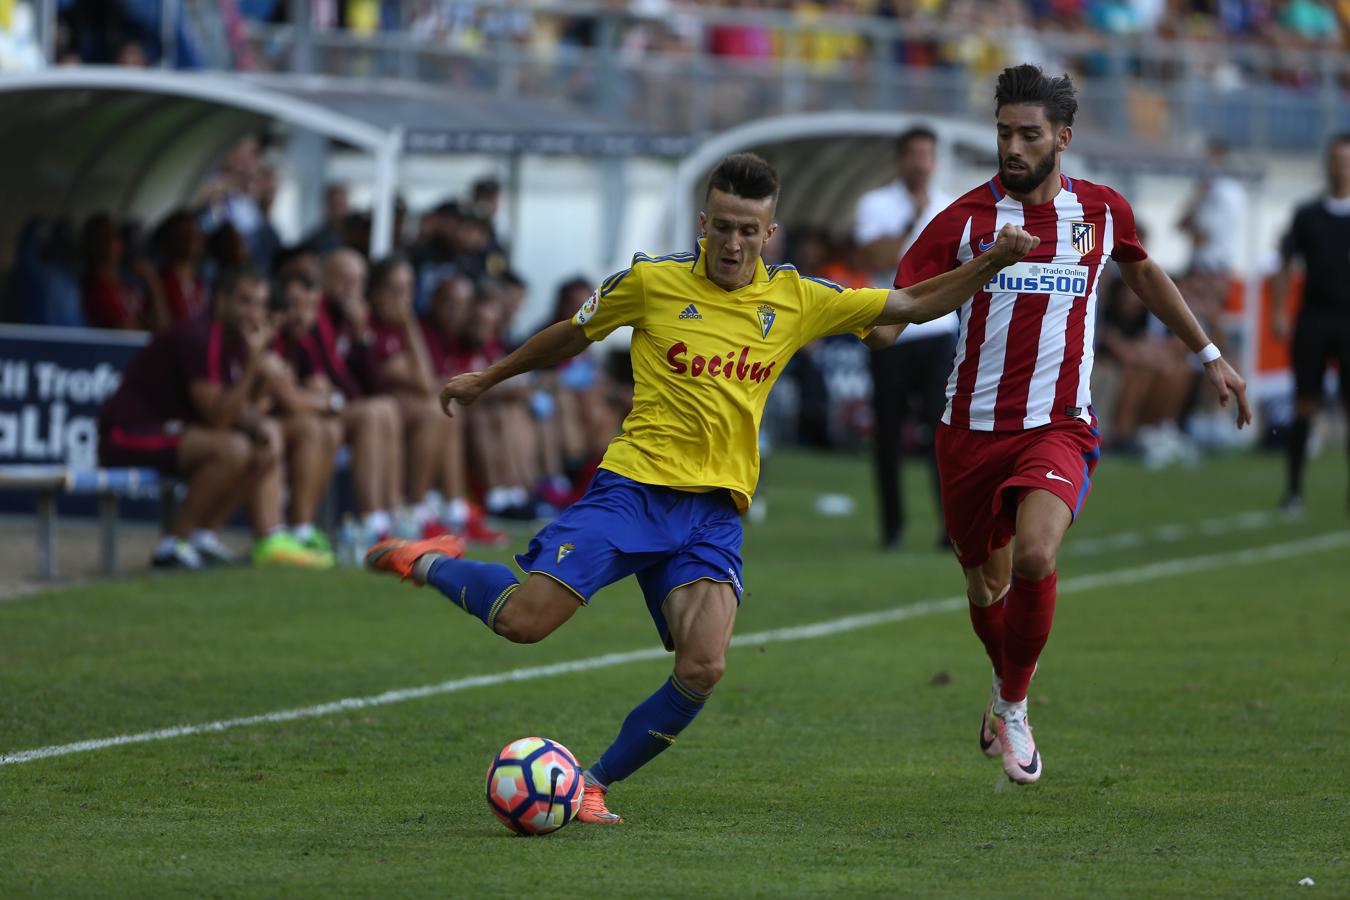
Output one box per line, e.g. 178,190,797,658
515,469,744,651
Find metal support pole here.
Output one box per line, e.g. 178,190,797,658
40,0,57,64
369,128,403,259
36,490,56,580
99,492,119,576
160,0,178,69
290,0,314,73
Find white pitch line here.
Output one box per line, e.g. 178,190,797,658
1064,508,1274,556
3,531,1347,768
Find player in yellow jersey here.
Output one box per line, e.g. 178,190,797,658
366,153,1038,824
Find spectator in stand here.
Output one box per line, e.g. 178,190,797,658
412,200,462,309
196,135,266,253
313,248,402,539
203,222,250,293
420,276,509,544
458,293,539,520
469,177,511,263
97,267,331,570
854,126,956,550
81,213,167,331
156,210,208,326
1095,274,1195,460
545,276,620,479
251,162,284,272
1177,138,1245,278
265,271,345,561
367,256,464,536
12,217,84,326
303,184,351,254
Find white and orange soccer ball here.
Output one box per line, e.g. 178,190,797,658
485,737,584,835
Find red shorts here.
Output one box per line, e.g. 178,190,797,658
98,424,185,474
935,418,1101,569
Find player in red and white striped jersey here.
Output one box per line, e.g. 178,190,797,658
871,65,1252,785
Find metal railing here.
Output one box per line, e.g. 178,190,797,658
112,1,1350,151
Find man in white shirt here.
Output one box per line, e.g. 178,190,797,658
853,126,958,550
1178,138,1246,277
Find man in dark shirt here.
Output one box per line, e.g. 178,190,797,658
1272,133,1350,513
98,267,331,569
275,270,402,543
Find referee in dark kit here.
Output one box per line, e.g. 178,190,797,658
1272,133,1350,514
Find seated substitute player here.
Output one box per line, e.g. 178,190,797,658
364,153,1039,824
98,267,332,569
868,65,1252,785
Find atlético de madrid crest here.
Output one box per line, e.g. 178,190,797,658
1070,221,1095,257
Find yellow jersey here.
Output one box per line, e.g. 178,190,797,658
573,239,888,512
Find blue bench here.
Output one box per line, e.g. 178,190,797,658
0,465,165,580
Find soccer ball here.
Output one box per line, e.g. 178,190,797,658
485,737,584,835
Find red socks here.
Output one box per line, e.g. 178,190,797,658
967,597,1006,678
1000,571,1057,702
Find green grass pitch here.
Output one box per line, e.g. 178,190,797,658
2,448,1347,897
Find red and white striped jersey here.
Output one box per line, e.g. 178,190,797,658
897,173,1147,432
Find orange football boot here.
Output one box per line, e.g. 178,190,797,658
364,534,465,584
576,781,623,825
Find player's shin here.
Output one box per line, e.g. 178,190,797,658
585,675,710,787
968,596,1006,678
417,555,520,632
1000,571,1056,703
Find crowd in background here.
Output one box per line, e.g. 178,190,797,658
10,133,629,570
19,0,1347,73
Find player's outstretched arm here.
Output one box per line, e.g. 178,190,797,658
872,224,1039,328
1117,258,1253,429
440,320,593,417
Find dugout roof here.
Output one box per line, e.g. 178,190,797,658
0,67,696,264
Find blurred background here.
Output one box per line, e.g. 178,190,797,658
0,0,1343,580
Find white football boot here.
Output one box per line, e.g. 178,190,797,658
991,696,1042,784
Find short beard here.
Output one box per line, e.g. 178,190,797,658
1000,150,1057,194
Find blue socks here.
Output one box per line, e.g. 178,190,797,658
424,556,519,631
586,675,710,787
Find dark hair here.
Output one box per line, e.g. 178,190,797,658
214,265,263,302
368,255,411,295
896,125,938,156
1329,132,1350,152
275,269,315,304
706,152,779,203
995,64,1078,127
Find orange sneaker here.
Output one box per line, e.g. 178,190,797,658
460,507,509,547
364,534,465,583
576,781,623,825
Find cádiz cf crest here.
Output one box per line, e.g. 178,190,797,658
756,304,776,339
1070,221,1095,257
556,543,574,563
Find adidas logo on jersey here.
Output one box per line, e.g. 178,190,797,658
678,304,702,320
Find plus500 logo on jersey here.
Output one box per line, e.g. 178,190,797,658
984,263,1091,296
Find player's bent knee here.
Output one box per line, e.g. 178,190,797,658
1012,545,1057,580
673,656,725,694
965,569,1000,606
492,605,557,645
218,432,253,470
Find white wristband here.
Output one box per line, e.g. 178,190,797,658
1196,342,1221,364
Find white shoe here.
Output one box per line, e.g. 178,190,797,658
189,530,237,565
152,539,204,571
979,673,1002,758
991,697,1041,784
